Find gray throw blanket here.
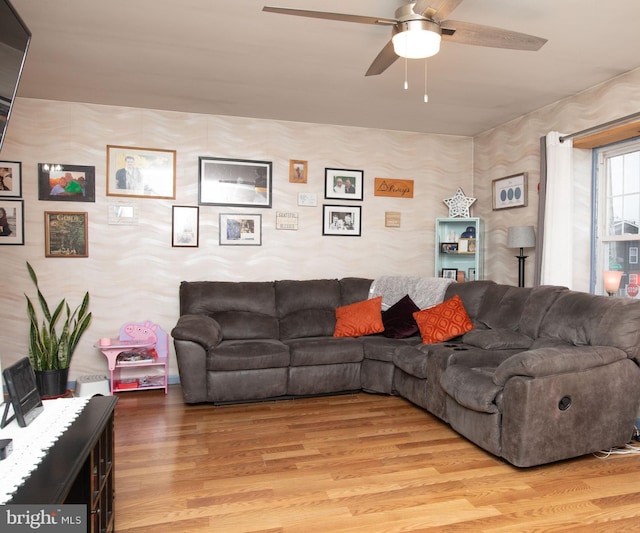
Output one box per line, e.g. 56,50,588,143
369,275,455,310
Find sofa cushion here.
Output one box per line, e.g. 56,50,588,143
179,281,278,340
286,337,363,366
444,280,497,322
277,279,341,340
413,295,473,344
207,339,290,371
462,329,533,350
381,294,420,339
440,364,501,414
340,277,374,305
334,296,384,337
476,285,531,330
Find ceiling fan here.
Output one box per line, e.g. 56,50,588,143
263,0,547,77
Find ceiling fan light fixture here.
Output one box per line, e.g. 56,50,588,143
392,19,441,59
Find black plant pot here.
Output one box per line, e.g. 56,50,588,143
35,367,69,398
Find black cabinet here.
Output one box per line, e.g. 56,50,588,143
9,396,118,533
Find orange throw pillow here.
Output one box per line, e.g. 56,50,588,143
334,296,384,338
413,294,473,344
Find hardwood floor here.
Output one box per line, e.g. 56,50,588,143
113,385,640,532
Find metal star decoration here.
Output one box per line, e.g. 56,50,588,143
443,187,476,218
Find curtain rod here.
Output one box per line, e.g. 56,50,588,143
559,110,640,143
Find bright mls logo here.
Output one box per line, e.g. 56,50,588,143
1,505,86,532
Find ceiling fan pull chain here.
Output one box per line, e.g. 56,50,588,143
424,60,429,103
404,58,409,90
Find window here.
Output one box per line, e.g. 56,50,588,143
594,138,640,297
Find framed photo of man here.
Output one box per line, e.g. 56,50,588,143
107,145,176,199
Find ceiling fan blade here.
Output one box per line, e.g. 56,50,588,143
365,40,399,76
262,6,396,26
413,0,463,20
441,20,547,50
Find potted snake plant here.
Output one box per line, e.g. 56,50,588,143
25,261,92,397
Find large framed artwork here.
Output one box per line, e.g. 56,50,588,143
322,205,361,236
199,157,272,208
219,213,262,246
0,160,22,197
106,145,176,199
38,163,96,202
44,211,88,257
324,168,363,201
492,172,528,210
0,199,24,245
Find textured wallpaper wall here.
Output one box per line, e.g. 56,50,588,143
0,99,472,380
474,67,640,290
2,64,638,384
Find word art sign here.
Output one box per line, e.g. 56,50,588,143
374,178,414,198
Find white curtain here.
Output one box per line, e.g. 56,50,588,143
540,132,574,288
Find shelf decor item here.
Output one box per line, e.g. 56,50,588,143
25,261,92,397
443,187,476,218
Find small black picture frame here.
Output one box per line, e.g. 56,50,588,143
38,163,96,202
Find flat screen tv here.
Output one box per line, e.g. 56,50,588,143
0,0,31,153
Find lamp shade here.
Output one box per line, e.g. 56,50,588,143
507,226,536,249
603,270,624,295
392,20,441,59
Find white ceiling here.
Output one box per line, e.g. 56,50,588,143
10,0,640,137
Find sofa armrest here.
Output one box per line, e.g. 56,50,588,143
171,314,224,349
493,345,628,386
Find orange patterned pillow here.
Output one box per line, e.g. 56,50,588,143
334,296,384,338
413,294,473,344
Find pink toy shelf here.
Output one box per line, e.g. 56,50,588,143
94,320,169,394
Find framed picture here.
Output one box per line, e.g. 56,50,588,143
440,242,458,254
298,192,317,207
458,238,476,253
492,172,528,210
38,164,95,202
0,160,22,197
219,213,262,245
44,211,88,257
322,205,361,236
107,145,176,199
442,268,458,280
172,206,199,247
289,160,307,183
324,168,363,201
468,268,476,281
0,199,24,244
199,157,272,208
108,202,139,225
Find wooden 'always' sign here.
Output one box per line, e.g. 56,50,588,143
374,178,414,198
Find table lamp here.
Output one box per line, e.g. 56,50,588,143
603,270,624,296
507,225,536,287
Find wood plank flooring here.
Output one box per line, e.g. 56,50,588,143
113,386,640,532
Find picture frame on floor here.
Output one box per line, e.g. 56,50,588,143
0,199,24,245
38,163,96,202
107,145,176,199
44,211,88,257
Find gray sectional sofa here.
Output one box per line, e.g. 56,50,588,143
171,277,640,467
